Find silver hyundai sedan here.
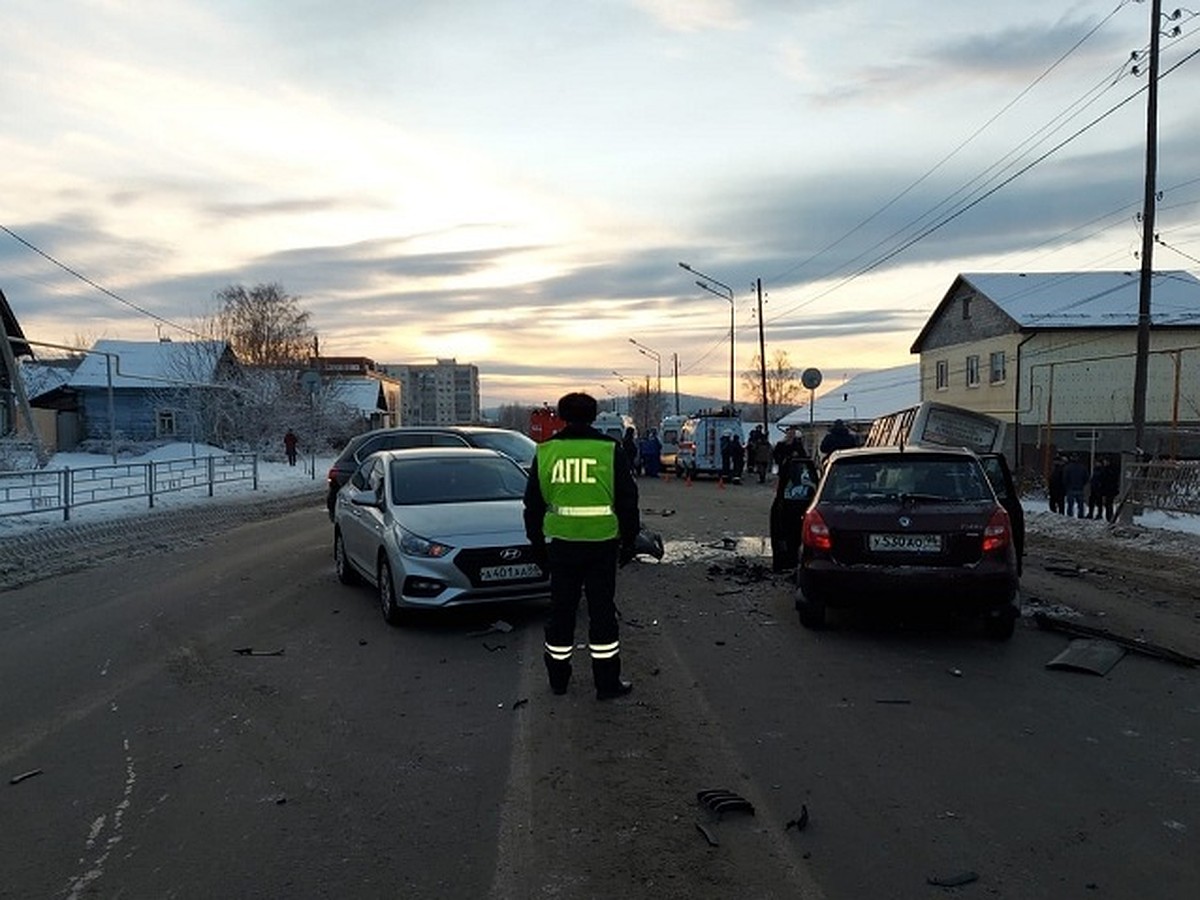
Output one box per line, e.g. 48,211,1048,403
333,447,549,624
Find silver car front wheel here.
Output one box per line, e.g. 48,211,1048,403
334,530,358,585
378,557,404,626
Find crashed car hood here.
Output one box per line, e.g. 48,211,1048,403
390,499,528,543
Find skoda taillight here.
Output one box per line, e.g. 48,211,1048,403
802,508,832,552
982,507,1011,554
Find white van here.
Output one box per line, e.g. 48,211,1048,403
593,411,635,442
658,415,689,471
675,408,743,480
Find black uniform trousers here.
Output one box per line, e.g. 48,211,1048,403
543,538,621,691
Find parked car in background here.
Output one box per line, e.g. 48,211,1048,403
793,445,1021,639
325,425,536,518
658,414,688,471
332,447,550,624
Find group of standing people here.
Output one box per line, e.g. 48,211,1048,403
746,426,774,483
719,431,746,482
1048,452,1120,521
621,426,663,478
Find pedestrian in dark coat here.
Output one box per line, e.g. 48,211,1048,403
640,430,662,479
1048,454,1066,514
283,429,299,466
1097,456,1121,522
772,426,808,474
747,426,771,483
1063,454,1089,518
622,427,641,476
1086,458,1107,519
730,434,745,481
819,419,858,458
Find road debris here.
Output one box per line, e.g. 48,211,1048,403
695,822,720,846
1046,639,1127,676
9,769,43,785
233,647,284,656
875,698,912,705
1045,563,1086,577
511,697,528,710
1034,613,1199,668
785,805,810,831
481,642,506,652
927,871,979,888
468,620,513,637
697,789,755,816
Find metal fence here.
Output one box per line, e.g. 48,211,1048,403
0,453,259,521
1120,459,1200,516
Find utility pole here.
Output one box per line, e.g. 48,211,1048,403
756,278,768,430
672,352,680,415
1131,0,1162,456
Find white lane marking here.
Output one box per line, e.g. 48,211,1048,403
65,737,137,900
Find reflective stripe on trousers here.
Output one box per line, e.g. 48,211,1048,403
589,640,619,660
543,640,620,661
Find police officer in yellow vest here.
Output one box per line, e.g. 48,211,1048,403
523,392,641,699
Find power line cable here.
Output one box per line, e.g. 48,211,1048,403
0,223,205,339
767,0,1135,287
769,44,1200,325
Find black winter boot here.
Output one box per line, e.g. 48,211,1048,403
544,654,571,696
593,657,633,700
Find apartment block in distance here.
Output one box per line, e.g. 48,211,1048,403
379,358,480,425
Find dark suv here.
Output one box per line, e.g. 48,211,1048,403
325,425,536,518
792,445,1022,639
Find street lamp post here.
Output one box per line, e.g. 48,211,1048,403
612,371,634,416
628,337,662,420
679,262,734,409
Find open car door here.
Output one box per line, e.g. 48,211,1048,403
769,455,820,573
979,453,1025,575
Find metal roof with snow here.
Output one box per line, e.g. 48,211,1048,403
911,271,1200,353
327,377,387,415
778,363,919,427
68,339,231,388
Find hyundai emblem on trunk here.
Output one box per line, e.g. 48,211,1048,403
898,516,912,528
500,548,522,560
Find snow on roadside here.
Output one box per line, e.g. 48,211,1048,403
5,446,1200,558
0,443,334,536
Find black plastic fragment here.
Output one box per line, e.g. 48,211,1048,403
697,788,755,815
785,804,809,831
927,871,979,888
695,822,719,846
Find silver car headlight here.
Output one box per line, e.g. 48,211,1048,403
398,526,454,559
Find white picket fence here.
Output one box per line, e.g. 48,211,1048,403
0,453,259,521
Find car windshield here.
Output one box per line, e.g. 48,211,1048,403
823,457,992,502
388,456,528,505
467,430,537,467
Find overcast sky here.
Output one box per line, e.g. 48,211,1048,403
2,0,1198,407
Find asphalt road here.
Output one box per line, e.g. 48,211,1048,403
1,482,1198,899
